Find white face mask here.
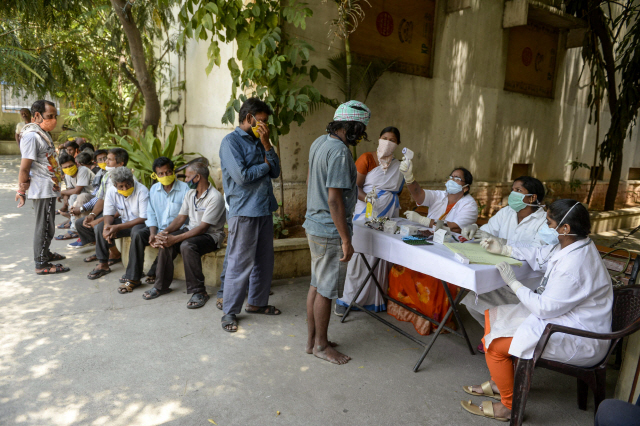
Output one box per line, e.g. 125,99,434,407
377,139,397,172
105,166,116,172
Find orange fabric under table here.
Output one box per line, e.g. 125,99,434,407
387,265,459,336
482,311,515,410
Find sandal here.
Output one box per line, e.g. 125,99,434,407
221,314,238,332
87,268,111,280
55,232,78,240
36,263,70,275
56,221,70,229
187,293,210,309
108,257,122,266
460,400,508,422
118,280,141,294
463,381,501,400
216,298,223,310
145,276,156,284
48,252,66,262
84,254,98,263
119,275,127,283
245,305,281,315
142,287,172,300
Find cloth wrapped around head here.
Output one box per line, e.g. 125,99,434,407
333,100,371,125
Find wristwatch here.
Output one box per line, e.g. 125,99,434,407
89,212,96,216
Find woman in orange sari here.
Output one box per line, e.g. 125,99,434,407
388,166,478,335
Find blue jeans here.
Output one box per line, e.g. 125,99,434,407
595,397,640,426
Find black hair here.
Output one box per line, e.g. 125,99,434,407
238,97,274,124
31,100,55,118
58,151,75,166
326,121,368,147
76,152,93,166
450,167,473,196
65,141,79,150
20,108,31,116
380,126,401,145
548,199,590,239
108,147,129,167
513,176,545,205
152,156,175,173
81,142,95,152
93,149,108,161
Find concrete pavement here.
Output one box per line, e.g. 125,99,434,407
0,155,610,425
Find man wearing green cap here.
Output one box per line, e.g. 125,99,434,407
303,100,371,365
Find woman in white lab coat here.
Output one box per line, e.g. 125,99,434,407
461,176,548,346
388,165,478,335
460,199,613,422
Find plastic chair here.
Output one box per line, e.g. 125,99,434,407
509,285,640,426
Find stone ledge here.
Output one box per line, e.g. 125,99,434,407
590,207,640,234
0,141,20,155
117,237,310,286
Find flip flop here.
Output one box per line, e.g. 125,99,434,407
187,293,210,309
108,258,122,266
142,287,172,300
48,252,67,262
84,254,98,263
463,381,501,400
221,314,238,332
145,276,156,284
245,305,281,315
460,400,509,422
87,268,111,280
118,280,141,294
36,263,71,275
54,232,79,240
216,298,223,310
56,221,71,229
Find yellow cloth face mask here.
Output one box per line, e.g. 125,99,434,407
62,165,78,176
98,162,106,170
251,124,261,138
118,186,135,197
151,172,176,186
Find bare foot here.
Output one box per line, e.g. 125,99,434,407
312,344,351,365
306,341,338,354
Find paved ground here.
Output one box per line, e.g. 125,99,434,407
0,155,615,425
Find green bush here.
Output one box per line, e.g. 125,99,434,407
0,123,15,140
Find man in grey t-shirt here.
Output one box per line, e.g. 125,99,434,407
303,100,370,365
16,100,70,275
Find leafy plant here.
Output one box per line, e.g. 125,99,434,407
106,125,201,187
273,203,291,239
567,158,591,193
178,0,331,217
0,124,15,140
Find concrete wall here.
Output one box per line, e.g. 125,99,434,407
161,0,640,223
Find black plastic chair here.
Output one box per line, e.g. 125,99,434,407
510,285,640,426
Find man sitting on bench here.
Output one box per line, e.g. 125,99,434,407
142,162,225,309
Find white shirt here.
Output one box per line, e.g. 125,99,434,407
481,206,547,247
420,189,478,228
64,166,95,194
103,181,149,223
179,184,226,245
506,240,613,365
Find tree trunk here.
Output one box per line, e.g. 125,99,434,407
110,0,161,135
589,2,620,211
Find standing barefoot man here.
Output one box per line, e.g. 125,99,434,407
303,101,371,365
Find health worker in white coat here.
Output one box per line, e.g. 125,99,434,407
335,127,404,316
460,176,548,348
388,163,478,336
460,200,613,422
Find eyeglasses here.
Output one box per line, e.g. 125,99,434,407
448,176,464,183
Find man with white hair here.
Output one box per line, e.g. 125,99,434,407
87,167,149,285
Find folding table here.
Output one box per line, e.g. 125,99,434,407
341,219,543,372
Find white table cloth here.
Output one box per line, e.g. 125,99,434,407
352,218,543,294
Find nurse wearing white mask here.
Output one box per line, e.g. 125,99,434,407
461,199,613,422
401,162,478,234
335,127,404,316
461,176,548,351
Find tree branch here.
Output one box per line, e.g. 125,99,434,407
119,55,142,92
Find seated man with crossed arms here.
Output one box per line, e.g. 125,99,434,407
142,162,225,309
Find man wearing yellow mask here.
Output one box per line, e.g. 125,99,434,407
88,167,149,281
54,152,95,240
122,156,189,289
16,99,70,275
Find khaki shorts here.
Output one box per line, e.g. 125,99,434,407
307,233,348,299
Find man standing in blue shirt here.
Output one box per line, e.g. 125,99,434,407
303,101,370,365
219,97,282,332
121,156,189,290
